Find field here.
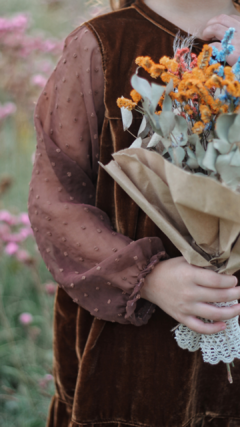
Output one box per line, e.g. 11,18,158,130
0,1,108,426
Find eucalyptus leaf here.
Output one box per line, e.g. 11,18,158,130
161,138,172,149
158,111,176,137
165,79,174,95
147,133,162,148
215,113,237,143
129,137,143,148
202,142,217,172
169,146,185,167
151,83,165,112
230,148,240,167
188,134,200,147
162,94,173,112
172,115,189,146
186,147,199,169
213,138,231,154
121,106,133,131
228,114,240,145
131,74,152,100
195,138,207,170
186,158,199,169
138,116,149,138
216,151,240,190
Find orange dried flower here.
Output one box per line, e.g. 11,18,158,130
224,66,235,82
219,104,229,114
158,94,165,108
173,91,188,102
200,105,212,124
205,75,223,90
135,56,154,72
192,121,205,134
205,63,221,78
130,89,142,103
184,105,194,115
224,80,240,97
159,56,172,68
197,45,212,70
161,72,180,87
117,97,137,110
150,64,165,78
191,68,206,82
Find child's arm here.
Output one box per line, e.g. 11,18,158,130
28,26,167,326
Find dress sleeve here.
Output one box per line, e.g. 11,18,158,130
28,25,167,326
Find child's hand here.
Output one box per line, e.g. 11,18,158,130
202,14,240,66
141,256,239,334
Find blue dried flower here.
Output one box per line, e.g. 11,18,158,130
232,57,240,80
211,27,235,63
217,66,224,77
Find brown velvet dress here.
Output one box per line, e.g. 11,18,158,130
28,1,240,426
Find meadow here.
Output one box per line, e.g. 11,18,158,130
0,1,108,425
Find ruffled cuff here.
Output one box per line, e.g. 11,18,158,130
125,251,169,326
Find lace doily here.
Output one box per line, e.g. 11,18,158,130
174,300,240,364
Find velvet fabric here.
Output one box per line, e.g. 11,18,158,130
45,1,240,426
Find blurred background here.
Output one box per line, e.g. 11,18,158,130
0,1,109,425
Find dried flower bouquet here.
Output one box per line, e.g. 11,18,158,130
100,29,240,382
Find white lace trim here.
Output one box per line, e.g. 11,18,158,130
174,300,240,364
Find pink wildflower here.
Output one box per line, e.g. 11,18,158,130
18,213,30,226
16,249,31,263
19,312,33,325
45,282,57,295
0,210,16,225
5,242,18,255
31,74,47,88
0,102,17,120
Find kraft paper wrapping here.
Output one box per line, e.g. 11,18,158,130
100,147,240,275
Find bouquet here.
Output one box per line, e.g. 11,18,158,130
100,29,240,383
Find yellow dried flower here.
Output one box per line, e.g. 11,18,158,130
192,121,205,134
130,89,142,103
117,97,137,110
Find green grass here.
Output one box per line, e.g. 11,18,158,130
0,1,108,425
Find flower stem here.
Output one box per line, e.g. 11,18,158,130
226,363,233,384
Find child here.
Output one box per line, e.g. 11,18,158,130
29,1,240,426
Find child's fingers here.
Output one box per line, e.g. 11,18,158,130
205,14,240,30
185,316,226,335
193,303,240,323
202,23,230,41
192,268,237,289
197,285,240,303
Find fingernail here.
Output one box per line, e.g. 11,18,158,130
235,277,238,286
220,324,226,330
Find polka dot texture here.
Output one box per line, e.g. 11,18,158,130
28,25,167,326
